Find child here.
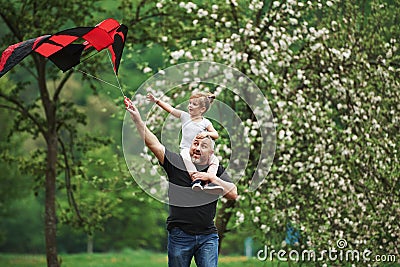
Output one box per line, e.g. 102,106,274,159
147,92,223,195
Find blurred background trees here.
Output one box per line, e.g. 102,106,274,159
0,0,398,266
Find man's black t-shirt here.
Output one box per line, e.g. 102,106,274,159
160,148,232,235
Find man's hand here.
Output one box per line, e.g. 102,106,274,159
124,96,134,109
192,172,238,200
191,172,215,183
125,98,141,122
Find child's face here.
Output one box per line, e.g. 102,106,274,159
188,98,206,116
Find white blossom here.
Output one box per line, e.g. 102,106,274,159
171,49,185,60
289,18,298,25
197,8,208,18
143,67,152,73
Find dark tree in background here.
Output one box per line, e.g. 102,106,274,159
0,1,105,266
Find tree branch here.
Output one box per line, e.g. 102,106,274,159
53,70,74,102
0,92,46,136
0,11,23,41
58,136,85,224
229,0,240,31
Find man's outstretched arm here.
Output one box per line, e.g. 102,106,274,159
126,102,165,164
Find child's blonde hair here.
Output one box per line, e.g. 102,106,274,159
190,92,216,113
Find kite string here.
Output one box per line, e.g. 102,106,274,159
107,50,126,98
73,69,121,89
71,50,126,98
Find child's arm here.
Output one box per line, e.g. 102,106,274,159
147,93,182,118
200,124,219,140
207,154,219,175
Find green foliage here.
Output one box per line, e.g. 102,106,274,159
0,196,44,253
0,251,278,267
94,198,168,251
0,0,162,257
1,0,399,263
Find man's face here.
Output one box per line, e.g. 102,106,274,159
189,137,214,165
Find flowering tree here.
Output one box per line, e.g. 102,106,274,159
122,0,399,261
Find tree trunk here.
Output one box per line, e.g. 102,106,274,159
37,56,59,267
87,234,94,254
215,199,236,253
45,133,59,267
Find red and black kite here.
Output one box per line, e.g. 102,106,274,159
0,18,128,78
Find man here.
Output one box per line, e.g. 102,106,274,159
126,100,238,267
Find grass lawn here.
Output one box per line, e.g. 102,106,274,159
3,251,399,266
0,250,290,267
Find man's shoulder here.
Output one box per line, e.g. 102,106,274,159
216,165,232,183
162,148,184,168
216,165,225,176
163,148,179,161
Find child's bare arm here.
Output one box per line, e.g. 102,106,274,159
201,124,219,140
147,93,182,118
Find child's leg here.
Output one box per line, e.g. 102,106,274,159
203,154,224,195
180,149,204,191
180,148,198,177
207,154,219,175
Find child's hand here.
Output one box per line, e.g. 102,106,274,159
146,93,158,103
196,132,209,139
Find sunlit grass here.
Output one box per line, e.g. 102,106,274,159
4,250,397,266
0,250,283,267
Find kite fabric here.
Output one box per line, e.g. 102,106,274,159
0,18,128,78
